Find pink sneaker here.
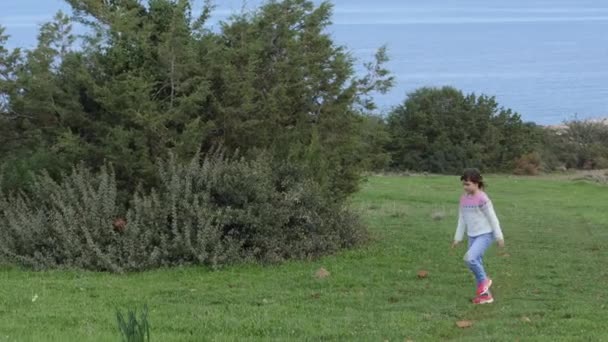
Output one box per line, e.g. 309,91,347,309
472,293,494,305
476,279,492,296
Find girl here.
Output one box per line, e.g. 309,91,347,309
451,168,505,304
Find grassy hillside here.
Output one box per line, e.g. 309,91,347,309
0,175,606,341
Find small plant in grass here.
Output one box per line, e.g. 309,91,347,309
116,305,150,342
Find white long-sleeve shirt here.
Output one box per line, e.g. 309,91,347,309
454,191,504,242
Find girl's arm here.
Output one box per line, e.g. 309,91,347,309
454,209,465,242
481,200,504,241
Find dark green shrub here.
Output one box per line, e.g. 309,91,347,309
0,150,367,272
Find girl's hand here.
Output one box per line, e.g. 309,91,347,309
497,239,505,248
451,240,460,248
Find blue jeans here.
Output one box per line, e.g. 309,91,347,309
464,232,494,284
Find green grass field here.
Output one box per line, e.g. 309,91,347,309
1,175,607,341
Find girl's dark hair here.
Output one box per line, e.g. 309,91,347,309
460,168,485,189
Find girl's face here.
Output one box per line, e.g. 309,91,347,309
462,180,479,194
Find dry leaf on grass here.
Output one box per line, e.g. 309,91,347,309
417,270,429,279
431,210,446,221
314,267,330,279
456,320,473,328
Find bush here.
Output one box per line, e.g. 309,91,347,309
513,152,542,175
573,172,608,185
541,120,608,170
387,86,540,174
0,150,367,272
